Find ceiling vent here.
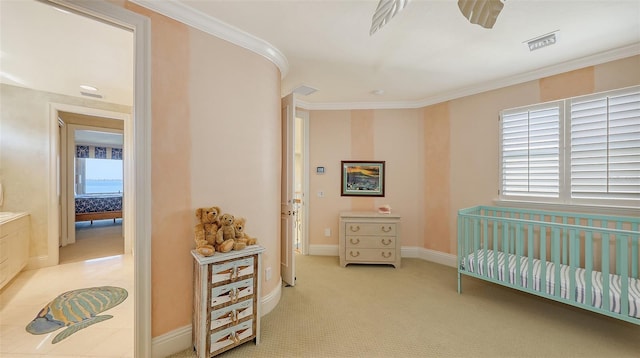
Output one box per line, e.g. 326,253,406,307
292,84,318,96
526,31,558,51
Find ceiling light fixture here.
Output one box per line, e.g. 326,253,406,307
80,84,98,91
292,84,318,96
371,89,385,95
457,0,505,29
370,0,410,36
525,31,558,51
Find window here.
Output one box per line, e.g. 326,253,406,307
79,158,123,194
500,86,639,207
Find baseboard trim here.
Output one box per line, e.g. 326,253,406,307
152,246,456,355
308,244,338,256
151,324,192,358
151,283,282,356
27,255,52,270
418,248,457,268
261,278,282,316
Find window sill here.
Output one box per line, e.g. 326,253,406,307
493,199,640,218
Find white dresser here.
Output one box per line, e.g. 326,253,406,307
339,211,401,268
191,245,265,357
0,212,30,290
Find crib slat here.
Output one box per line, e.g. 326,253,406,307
540,226,547,294
482,219,489,279
632,222,639,279
553,227,561,298
602,232,611,314
585,222,593,308
619,235,629,317
493,219,499,280
515,223,522,287
502,221,509,283
569,229,577,302
562,216,568,266
527,224,534,290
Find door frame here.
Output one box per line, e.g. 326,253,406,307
45,1,151,356
296,109,310,255
61,122,125,248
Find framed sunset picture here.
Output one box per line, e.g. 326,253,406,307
341,161,385,197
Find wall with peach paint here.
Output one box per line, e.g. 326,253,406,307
423,103,450,253
594,55,640,92
124,3,281,338
308,108,424,249
187,28,281,298
308,110,352,246
308,55,640,258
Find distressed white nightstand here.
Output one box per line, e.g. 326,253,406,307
339,211,401,268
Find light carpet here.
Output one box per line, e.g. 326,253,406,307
170,254,640,358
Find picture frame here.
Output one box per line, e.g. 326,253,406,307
341,161,385,197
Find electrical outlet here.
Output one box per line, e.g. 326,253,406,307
324,228,331,237
265,267,272,281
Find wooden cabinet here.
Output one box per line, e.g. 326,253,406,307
339,211,401,268
191,245,265,357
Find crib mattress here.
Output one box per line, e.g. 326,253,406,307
462,249,640,319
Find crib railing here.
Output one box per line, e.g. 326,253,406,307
457,205,640,324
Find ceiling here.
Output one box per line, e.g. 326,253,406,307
1,0,639,109
75,130,123,147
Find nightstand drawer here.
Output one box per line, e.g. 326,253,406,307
209,320,253,355
345,223,396,236
211,257,255,284
345,248,396,262
211,278,254,307
345,236,396,249
210,299,253,331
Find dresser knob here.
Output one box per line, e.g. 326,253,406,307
381,252,392,258
349,225,360,232
381,238,391,245
349,238,360,245
381,226,392,233
349,251,360,257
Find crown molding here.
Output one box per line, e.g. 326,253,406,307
298,43,640,111
129,0,289,78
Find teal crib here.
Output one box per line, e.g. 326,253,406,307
457,206,640,324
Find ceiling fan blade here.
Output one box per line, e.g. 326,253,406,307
370,0,410,36
457,0,504,29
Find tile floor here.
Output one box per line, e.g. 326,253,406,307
0,224,133,357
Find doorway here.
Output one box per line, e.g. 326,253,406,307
23,0,150,355
294,110,310,255
59,120,126,263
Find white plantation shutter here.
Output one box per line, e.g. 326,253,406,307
501,105,560,198
570,90,640,200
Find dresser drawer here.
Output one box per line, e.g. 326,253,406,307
344,222,396,236
211,257,255,284
345,248,396,263
211,278,254,307
209,320,253,355
210,299,253,331
345,236,396,249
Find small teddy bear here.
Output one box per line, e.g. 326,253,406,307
215,213,238,253
234,217,258,246
194,206,221,256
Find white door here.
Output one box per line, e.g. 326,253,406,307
281,93,296,286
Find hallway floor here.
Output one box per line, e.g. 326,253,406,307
0,223,133,357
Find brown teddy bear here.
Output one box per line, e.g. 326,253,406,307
194,206,221,256
215,213,239,253
234,217,257,246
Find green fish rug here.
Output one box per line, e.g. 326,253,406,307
25,286,128,344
